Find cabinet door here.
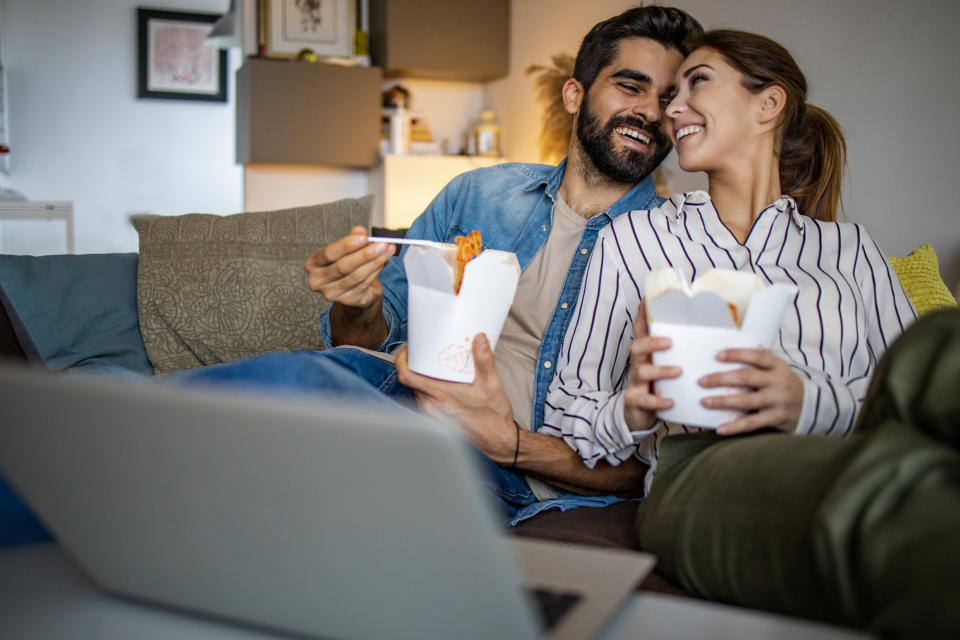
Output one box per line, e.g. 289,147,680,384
236,60,382,168
370,0,509,82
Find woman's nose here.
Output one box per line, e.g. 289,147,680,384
665,96,685,119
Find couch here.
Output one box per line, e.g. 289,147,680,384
1,195,956,600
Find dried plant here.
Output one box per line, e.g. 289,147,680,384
525,53,575,163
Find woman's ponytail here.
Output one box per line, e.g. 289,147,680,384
779,104,846,222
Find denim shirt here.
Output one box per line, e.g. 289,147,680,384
320,158,663,434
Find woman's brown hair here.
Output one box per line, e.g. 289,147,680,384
687,30,846,221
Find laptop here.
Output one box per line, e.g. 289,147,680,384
0,365,655,639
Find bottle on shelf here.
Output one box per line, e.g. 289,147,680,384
469,110,502,158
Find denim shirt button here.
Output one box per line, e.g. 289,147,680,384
540,224,548,231
543,361,552,369
580,248,588,255
560,302,568,309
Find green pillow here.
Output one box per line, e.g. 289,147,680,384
0,253,153,374
132,196,372,375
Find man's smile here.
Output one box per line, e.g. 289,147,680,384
615,125,652,146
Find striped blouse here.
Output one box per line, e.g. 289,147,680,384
543,191,916,491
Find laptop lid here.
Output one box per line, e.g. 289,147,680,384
0,365,653,639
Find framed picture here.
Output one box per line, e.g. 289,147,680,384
263,0,354,59
137,8,228,103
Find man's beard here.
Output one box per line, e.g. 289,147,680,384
576,105,671,184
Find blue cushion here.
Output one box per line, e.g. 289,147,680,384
0,473,51,545
0,253,153,374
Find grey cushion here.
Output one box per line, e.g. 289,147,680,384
132,196,372,375
0,253,152,374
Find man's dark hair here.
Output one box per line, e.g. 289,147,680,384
572,5,703,93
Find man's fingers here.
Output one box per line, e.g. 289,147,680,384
305,227,369,268
321,252,390,298
471,333,497,381
310,248,393,299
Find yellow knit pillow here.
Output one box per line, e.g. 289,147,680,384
888,244,957,316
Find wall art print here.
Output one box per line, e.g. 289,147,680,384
137,8,228,102
263,0,353,59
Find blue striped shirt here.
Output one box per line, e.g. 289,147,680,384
543,191,916,493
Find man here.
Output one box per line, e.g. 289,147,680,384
185,6,703,522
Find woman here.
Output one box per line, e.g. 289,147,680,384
543,30,916,492
541,30,960,636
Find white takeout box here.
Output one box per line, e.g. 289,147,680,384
405,244,520,382
647,269,797,429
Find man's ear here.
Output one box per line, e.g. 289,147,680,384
562,78,584,115
757,85,787,126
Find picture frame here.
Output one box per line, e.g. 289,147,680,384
137,8,228,103
263,0,355,59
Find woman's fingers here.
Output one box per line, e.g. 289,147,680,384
624,386,674,411
716,408,785,435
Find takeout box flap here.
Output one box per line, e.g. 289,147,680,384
739,283,798,346
644,268,796,346
404,244,457,293
648,290,735,329
458,251,521,299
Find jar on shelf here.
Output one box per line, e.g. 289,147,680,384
469,110,502,157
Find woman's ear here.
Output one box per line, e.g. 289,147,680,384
562,78,584,115
757,85,787,126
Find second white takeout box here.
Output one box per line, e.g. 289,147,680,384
647,269,797,429
405,244,520,382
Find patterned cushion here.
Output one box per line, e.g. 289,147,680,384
132,196,372,375
888,244,957,316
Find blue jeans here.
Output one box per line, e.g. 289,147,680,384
169,348,547,523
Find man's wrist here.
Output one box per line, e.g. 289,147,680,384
330,299,387,348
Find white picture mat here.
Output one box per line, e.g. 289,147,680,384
267,0,352,57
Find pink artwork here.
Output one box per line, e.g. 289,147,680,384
149,22,217,91
137,8,227,102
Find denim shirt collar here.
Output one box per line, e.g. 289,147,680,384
519,157,660,224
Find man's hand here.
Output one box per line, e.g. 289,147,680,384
396,333,649,495
395,333,518,465
698,348,804,435
304,226,395,348
304,226,395,308
623,301,681,430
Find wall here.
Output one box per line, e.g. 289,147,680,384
486,0,960,291
0,0,243,254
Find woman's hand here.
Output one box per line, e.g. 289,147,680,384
698,348,804,435
623,302,682,431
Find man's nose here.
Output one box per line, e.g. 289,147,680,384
632,95,662,124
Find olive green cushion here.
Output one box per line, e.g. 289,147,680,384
132,196,372,375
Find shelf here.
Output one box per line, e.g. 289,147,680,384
0,201,74,254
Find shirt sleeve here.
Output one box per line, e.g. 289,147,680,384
793,225,917,435
319,174,466,350
542,232,655,467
